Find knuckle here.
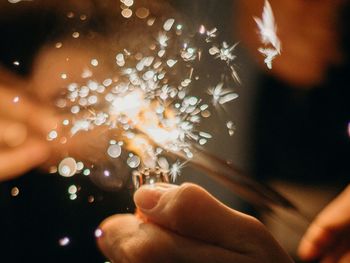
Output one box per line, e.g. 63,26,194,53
168,183,208,231
176,183,203,203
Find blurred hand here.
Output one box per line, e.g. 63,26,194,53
0,83,55,181
98,183,293,263
236,0,344,87
298,185,350,263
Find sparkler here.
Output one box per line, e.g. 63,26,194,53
50,9,308,221
4,0,315,251
55,14,240,182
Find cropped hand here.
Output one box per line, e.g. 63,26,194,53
299,185,350,263
0,83,55,181
98,183,293,263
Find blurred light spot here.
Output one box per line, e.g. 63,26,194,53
58,157,77,178
59,237,70,246
94,228,103,238
11,187,19,197
136,7,149,19
72,32,80,38
55,42,63,49
121,8,132,18
107,144,122,158
68,185,77,195
91,59,99,67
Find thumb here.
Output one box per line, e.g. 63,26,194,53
134,183,284,256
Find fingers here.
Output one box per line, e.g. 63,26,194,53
0,85,58,135
0,120,27,147
133,183,290,261
339,252,350,263
98,184,292,263
97,214,249,263
298,224,335,261
0,137,50,181
298,186,350,261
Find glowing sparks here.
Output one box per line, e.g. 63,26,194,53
91,59,99,67
210,42,238,63
95,229,103,238
169,161,186,182
58,158,77,178
163,18,175,32
208,82,238,106
157,33,169,48
54,16,240,186
68,185,77,195
254,0,281,69
59,237,70,246
107,144,122,159
47,130,58,141
226,121,236,136
205,27,218,42
258,48,279,70
11,187,20,197
8,0,32,3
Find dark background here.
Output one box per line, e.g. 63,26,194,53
0,1,349,262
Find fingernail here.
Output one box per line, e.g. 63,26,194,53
298,238,318,261
134,184,177,211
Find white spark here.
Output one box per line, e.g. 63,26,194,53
59,237,70,246
258,48,279,69
13,96,19,103
158,33,169,47
8,0,31,3
208,82,238,106
169,161,185,182
58,157,77,178
163,18,175,32
254,0,281,52
95,229,103,238
212,42,238,63
254,0,281,69
55,17,241,186
206,28,218,42
107,144,122,158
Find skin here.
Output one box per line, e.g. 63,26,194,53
298,185,350,263
0,43,111,181
235,0,344,87
1,2,348,261
0,75,55,181
98,183,350,263
98,183,293,263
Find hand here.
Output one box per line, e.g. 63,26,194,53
0,82,55,181
236,0,344,87
97,183,293,263
298,185,350,263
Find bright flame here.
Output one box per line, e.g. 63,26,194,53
110,90,145,118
